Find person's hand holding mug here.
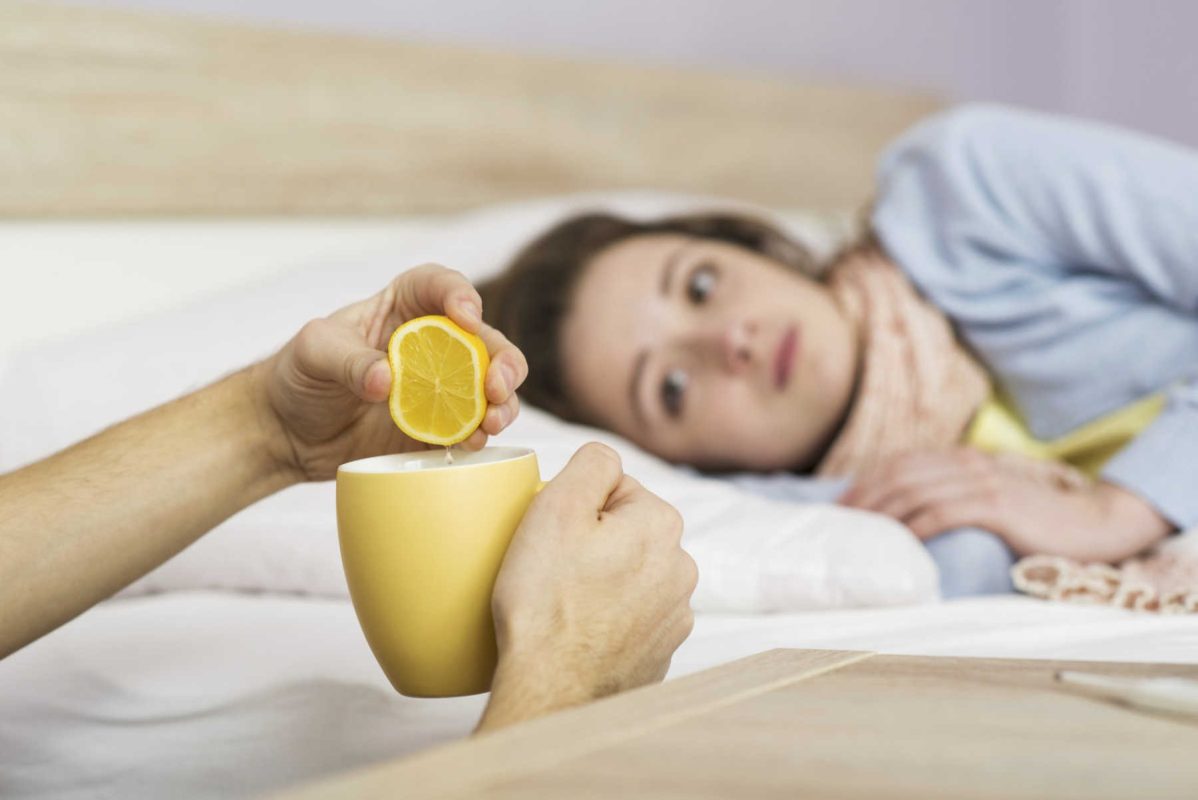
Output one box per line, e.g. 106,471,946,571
253,264,529,482
478,443,699,732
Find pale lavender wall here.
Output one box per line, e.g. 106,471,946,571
1060,1,1198,146
73,0,1198,146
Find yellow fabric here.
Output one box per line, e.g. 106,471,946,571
965,392,1166,479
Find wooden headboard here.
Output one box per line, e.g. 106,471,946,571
0,2,941,217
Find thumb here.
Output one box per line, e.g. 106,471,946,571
294,318,390,402
335,347,389,402
355,356,392,403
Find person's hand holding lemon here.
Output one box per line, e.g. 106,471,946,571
253,264,527,481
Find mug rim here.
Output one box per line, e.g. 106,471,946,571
338,446,535,475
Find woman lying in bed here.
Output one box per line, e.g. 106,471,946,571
480,105,1198,598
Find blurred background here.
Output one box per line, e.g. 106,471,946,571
71,0,1198,146
4,0,1197,359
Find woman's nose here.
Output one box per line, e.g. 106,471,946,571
711,320,756,374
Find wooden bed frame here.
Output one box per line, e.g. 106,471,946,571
0,2,940,217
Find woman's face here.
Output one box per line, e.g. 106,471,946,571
561,233,860,471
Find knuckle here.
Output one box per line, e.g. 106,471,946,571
681,552,699,594
580,441,622,468
410,261,445,275
295,318,329,355
399,263,443,287
619,473,643,491
297,316,326,340
647,503,684,545
664,505,685,539
443,269,475,294
678,608,696,641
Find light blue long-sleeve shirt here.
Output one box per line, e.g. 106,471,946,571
729,105,1198,594
872,104,1198,531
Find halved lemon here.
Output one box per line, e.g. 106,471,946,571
387,315,489,446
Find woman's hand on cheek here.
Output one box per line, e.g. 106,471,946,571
838,448,1172,562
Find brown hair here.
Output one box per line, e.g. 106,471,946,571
478,211,821,425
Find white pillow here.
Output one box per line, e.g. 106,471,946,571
493,408,939,611
0,192,937,610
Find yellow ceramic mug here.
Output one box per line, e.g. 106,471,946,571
336,446,541,697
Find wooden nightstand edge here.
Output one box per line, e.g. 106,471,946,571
271,648,874,799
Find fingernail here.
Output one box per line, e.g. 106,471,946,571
462,302,482,325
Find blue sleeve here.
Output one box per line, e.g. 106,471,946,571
1101,381,1198,529
871,104,1198,529
873,103,1198,311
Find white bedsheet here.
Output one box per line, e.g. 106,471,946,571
3,591,1196,799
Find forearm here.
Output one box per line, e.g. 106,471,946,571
0,364,297,658
1013,482,1173,563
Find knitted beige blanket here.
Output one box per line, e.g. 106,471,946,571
1013,529,1198,613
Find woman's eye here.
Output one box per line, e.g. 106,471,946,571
660,368,689,419
686,263,718,304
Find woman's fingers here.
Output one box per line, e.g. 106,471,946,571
842,451,960,510
905,493,998,540
842,448,996,513
841,449,1008,541
872,476,990,524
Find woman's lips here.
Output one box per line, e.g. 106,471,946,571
774,325,799,390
